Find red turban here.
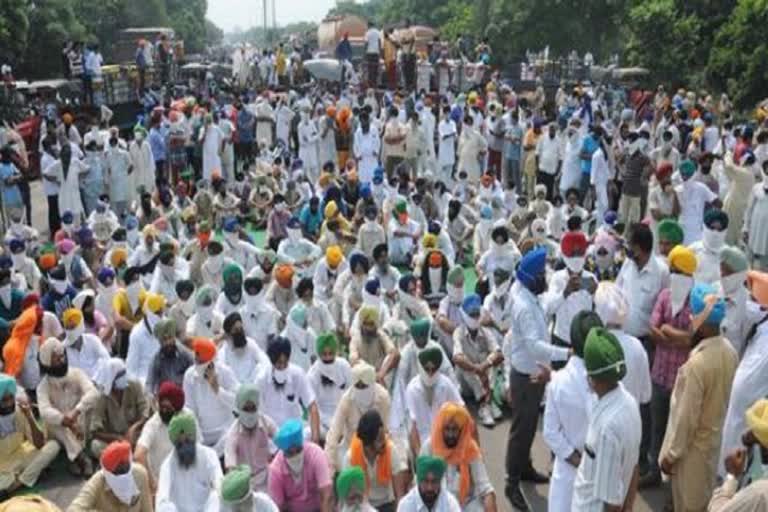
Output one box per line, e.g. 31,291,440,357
157,381,185,411
100,441,131,472
192,338,217,363
21,293,39,311
656,162,673,182
560,231,589,257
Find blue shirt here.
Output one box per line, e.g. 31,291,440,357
0,162,22,209
298,204,323,236
505,124,523,161
237,110,255,144
580,135,599,175
148,127,166,161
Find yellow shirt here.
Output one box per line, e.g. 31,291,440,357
0,413,37,472
112,289,147,325
383,38,397,64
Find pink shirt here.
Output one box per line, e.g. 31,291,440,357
84,310,108,336
268,442,331,511
224,415,277,490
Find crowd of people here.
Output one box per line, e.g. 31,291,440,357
3,29,768,512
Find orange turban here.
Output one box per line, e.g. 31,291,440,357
428,252,444,268
326,106,337,118
2,307,41,377
430,403,481,504
38,253,57,272
192,338,217,363
110,248,128,268
100,441,131,472
275,264,294,288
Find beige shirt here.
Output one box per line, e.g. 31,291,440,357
349,329,396,371
709,478,768,512
90,381,150,436
37,369,98,427
68,464,153,512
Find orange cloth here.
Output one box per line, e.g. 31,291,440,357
275,264,294,288
192,338,217,363
348,433,392,491
3,307,40,378
38,253,57,271
430,403,481,504
100,441,131,472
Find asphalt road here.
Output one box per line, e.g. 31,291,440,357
24,181,669,510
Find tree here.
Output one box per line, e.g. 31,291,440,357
21,0,89,79
0,3,29,67
708,0,768,109
205,19,224,47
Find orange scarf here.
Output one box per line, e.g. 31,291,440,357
431,403,482,504
348,433,392,491
3,307,40,377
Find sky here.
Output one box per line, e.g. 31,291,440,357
207,0,337,32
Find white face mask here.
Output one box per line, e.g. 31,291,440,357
493,279,511,297
144,310,161,330
0,284,11,305
113,374,129,390
65,324,85,345
461,310,479,330
287,228,302,242
126,281,141,302
419,367,438,388
207,254,223,271
448,284,463,302
702,226,726,252
179,297,195,316
238,410,260,429
721,271,747,297
564,256,586,274
353,385,374,411
104,465,139,505
225,231,239,244
11,254,24,268
273,368,288,385
285,450,304,474
595,253,613,270
195,362,210,378
50,279,68,294
669,273,694,317
160,263,175,279
198,303,214,320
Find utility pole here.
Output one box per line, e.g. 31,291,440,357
263,0,268,45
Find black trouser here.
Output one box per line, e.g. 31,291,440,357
47,194,60,238
83,76,93,105
639,401,652,474
155,159,167,187
506,369,545,485
19,179,31,225
537,171,557,201
138,68,146,93
648,382,671,476
366,53,379,88
403,54,417,91
116,329,130,359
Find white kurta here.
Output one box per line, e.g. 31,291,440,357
217,338,271,385
128,140,155,194
438,120,457,168
317,117,336,168
45,159,88,217
104,148,133,203
201,124,223,181
156,443,222,512
457,127,487,182
182,363,238,455
354,129,381,184
298,119,320,172
745,185,768,256
219,120,236,181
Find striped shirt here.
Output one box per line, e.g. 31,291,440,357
571,385,642,511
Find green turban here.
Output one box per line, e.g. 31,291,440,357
418,346,443,369
416,455,447,482
154,318,176,339
289,303,307,327
721,246,748,273
570,311,603,359
584,327,626,382
410,317,431,340
447,266,464,286
394,198,407,216
336,466,366,500
168,412,197,444
223,264,243,284
704,208,729,230
198,220,211,232
315,332,338,355
679,159,696,178
196,285,216,305
657,219,684,244
220,465,252,503
235,383,259,412
133,123,147,137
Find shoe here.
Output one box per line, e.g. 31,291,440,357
505,483,531,512
638,471,661,489
520,467,549,484
490,401,504,420
478,404,495,427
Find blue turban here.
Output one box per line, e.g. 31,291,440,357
365,277,380,295
516,247,547,287
603,210,618,226
125,215,139,230
462,294,482,314
8,238,25,253
222,217,239,233
450,105,463,123
399,274,416,293
373,167,384,184
690,282,726,326
360,183,371,199
287,217,301,229
275,419,304,452
480,205,492,219
349,253,369,272
61,210,75,224
428,221,441,235
0,374,16,398
292,159,304,171
0,256,12,269
97,267,116,284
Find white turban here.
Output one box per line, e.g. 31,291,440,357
594,282,628,328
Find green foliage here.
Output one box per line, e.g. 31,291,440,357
0,2,30,66
708,0,768,109
21,0,88,78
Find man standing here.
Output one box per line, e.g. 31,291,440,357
536,123,562,199
364,21,381,88
659,283,738,512
505,247,571,511
571,328,642,511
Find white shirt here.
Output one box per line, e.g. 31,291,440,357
438,120,457,167
506,282,570,375
571,386,642,512
616,256,668,338
136,407,201,481
217,337,271,385
156,443,222,512
125,320,158,384
544,357,595,460
536,134,562,175
182,363,238,453
365,28,382,54
688,240,724,285
64,333,109,381
254,364,316,429
240,301,279,351
610,329,652,405
307,358,352,429
405,374,463,444
542,269,596,344
397,486,461,512
676,180,718,245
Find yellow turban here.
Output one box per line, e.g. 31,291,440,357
326,245,343,269
61,308,83,330
324,200,338,219
440,402,471,429
110,248,128,268
319,172,333,188
142,224,158,238
0,495,62,512
359,305,378,326
144,293,166,314
747,399,768,448
668,245,697,276
423,233,438,249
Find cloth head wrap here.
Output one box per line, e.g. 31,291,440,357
516,247,547,287
192,338,217,363
594,282,628,328
657,219,684,244
584,327,626,381
168,412,196,444
462,294,482,315
429,403,480,502
418,346,443,369
410,317,431,339
359,305,379,326
447,266,464,286
721,246,748,273
415,455,447,482
689,282,726,327
235,383,259,412
266,336,292,363
351,362,376,386
61,308,83,330
220,465,252,503
315,332,338,355
336,466,366,500
154,318,176,339
275,264,294,288
157,381,184,411
274,419,304,451
326,246,343,268
0,374,17,398
704,208,729,230
144,293,165,314
679,159,696,178
570,311,604,358
668,245,697,276
100,441,131,472
39,337,64,367
560,231,588,257
746,399,768,449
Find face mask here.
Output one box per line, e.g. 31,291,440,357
461,310,480,330
198,303,214,320
285,450,304,474
113,374,128,390
160,263,175,279
50,279,68,294
195,362,211,379
662,141,672,151
238,410,260,429
176,440,196,466
493,279,511,297
0,284,11,305
564,256,586,274
448,284,463,302
669,273,694,317
224,231,239,245
287,228,302,242
702,226,726,252
273,368,288,385
419,367,438,388
145,310,161,331
721,271,747,297
65,324,85,345
353,385,374,410
208,254,223,271
595,253,613,270
179,297,195,316
104,465,139,505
